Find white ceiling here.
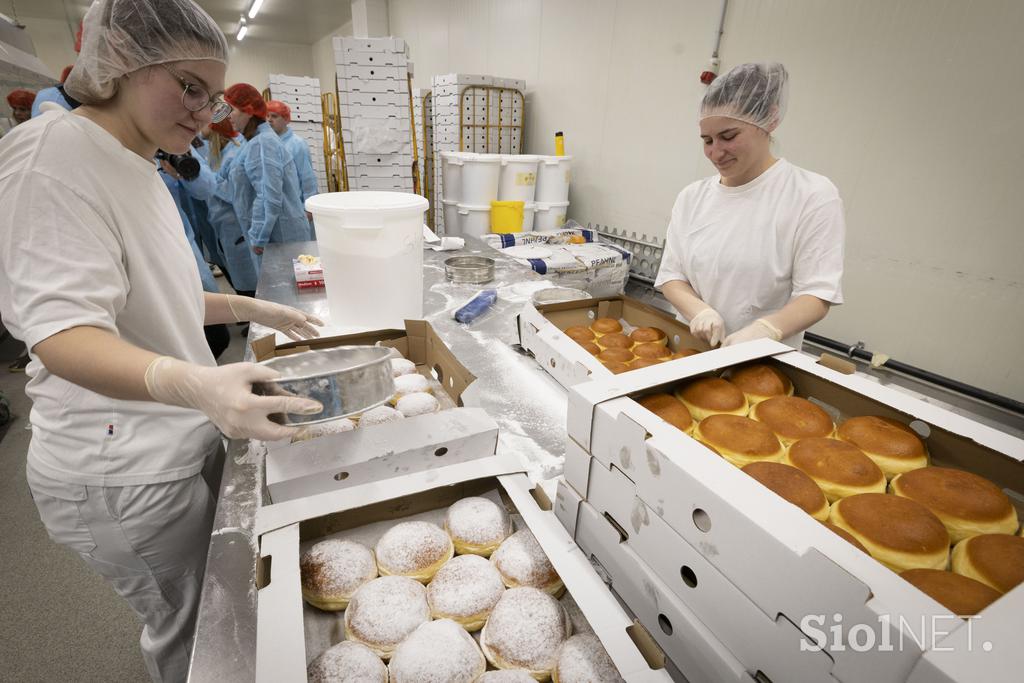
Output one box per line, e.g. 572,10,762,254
1,0,350,45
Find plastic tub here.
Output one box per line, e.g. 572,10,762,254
497,154,539,203
533,200,569,231
456,203,492,237
440,151,465,202
490,201,525,233
535,155,573,203
522,201,537,232
460,154,502,205
306,191,429,330
442,198,460,235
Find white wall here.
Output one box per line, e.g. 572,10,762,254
388,0,1024,401
311,21,354,97
225,39,315,92
17,16,76,80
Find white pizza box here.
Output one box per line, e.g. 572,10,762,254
335,64,407,82
336,50,408,67
254,459,674,682
340,90,408,107
335,36,408,55
566,339,1024,682
432,73,494,87
337,75,410,95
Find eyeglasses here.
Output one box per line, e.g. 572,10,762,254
161,64,231,123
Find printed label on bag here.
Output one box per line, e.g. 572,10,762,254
515,172,536,186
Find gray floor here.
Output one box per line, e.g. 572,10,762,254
0,274,247,682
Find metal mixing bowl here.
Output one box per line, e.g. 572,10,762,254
253,346,395,426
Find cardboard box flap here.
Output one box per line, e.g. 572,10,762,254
255,523,304,682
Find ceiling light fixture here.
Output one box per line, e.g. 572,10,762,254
236,23,247,41
248,0,265,20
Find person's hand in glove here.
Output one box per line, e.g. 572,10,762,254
722,318,783,347
145,356,323,440
225,295,324,341
688,307,726,347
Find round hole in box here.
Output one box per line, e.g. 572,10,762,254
376,158,382,162
692,508,711,532
448,376,455,388
435,447,448,457
680,566,698,588
673,334,682,346
909,420,931,439
549,358,557,368
333,471,349,481
372,97,377,102
368,56,374,62
657,614,673,635
370,70,375,75
431,365,443,383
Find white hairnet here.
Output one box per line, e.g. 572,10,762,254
65,0,228,105
700,62,789,132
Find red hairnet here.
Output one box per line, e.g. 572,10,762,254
210,118,237,138
60,65,74,83
6,89,36,109
225,83,267,120
266,99,291,123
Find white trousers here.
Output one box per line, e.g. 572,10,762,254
27,464,215,683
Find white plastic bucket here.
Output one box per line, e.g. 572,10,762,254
497,155,539,203
442,199,460,236
535,155,573,203
440,151,465,202
522,201,537,232
306,191,429,330
533,200,569,231
460,154,502,205
456,203,492,237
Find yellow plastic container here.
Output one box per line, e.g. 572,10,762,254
490,200,525,233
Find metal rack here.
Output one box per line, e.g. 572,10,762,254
320,88,348,192
420,90,433,221
406,73,420,195
458,85,525,154
589,222,665,285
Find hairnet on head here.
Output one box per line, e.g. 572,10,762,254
65,0,228,105
225,84,267,120
210,118,237,138
7,89,36,108
266,100,291,123
700,62,789,132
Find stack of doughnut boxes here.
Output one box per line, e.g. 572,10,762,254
333,36,415,192
555,337,1024,682
268,73,327,193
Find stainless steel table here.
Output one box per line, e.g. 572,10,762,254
189,239,570,681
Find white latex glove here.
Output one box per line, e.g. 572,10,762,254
144,356,323,440
227,296,324,341
723,318,783,347
688,307,726,348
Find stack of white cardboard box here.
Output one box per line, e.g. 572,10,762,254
333,36,414,192
553,337,1024,683
430,73,525,233
268,73,327,193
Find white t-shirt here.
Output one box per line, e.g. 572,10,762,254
655,159,845,348
0,111,220,486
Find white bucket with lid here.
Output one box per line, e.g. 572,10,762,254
522,201,537,232
460,154,502,205
535,155,573,203
498,155,539,203
456,203,491,237
442,199,460,236
306,191,429,330
533,200,569,231
440,151,465,202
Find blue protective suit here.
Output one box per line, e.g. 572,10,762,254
228,122,310,249
181,141,259,292
31,86,74,117
179,140,224,270
158,167,218,294
279,128,319,203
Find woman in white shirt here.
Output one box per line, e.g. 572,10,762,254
655,63,845,349
0,1,324,680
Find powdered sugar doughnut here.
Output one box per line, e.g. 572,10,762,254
428,554,506,631
293,417,355,442
388,618,486,683
393,373,430,398
476,671,538,682
491,529,564,596
300,539,377,610
445,496,513,557
359,405,404,427
481,586,572,679
375,521,454,583
307,640,387,683
396,392,440,417
344,575,430,660
392,358,417,377
552,634,624,683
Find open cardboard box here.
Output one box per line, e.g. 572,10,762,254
562,338,1024,682
253,452,673,682
517,295,712,388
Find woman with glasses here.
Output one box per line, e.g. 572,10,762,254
0,1,324,680
223,83,311,262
